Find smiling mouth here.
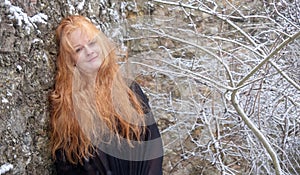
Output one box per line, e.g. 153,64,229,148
88,56,98,62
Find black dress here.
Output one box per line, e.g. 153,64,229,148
54,82,163,175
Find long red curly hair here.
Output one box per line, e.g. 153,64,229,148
50,15,145,164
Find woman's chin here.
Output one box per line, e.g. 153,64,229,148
89,63,102,74
76,58,102,74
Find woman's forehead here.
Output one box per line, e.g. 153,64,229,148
68,29,92,46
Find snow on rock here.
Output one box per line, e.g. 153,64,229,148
77,0,85,10
2,97,9,103
7,91,12,96
30,13,48,24
3,0,48,32
16,65,22,71
0,163,13,174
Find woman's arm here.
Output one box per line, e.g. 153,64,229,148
54,150,83,175
130,81,164,175
54,149,106,175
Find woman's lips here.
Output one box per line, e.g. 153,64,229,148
88,56,98,62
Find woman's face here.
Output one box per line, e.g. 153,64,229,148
69,29,102,74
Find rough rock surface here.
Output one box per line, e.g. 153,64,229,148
0,0,154,174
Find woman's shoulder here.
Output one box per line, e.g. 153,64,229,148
128,80,151,113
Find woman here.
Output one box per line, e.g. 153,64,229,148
49,15,163,175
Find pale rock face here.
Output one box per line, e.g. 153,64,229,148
0,0,122,174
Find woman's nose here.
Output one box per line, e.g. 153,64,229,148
85,46,93,55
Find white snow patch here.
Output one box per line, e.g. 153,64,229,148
17,65,22,71
0,163,13,174
4,0,48,33
31,13,48,24
32,38,43,43
8,4,29,27
77,0,85,10
43,52,49,66
67,0,75,14
7,91,13,96
2,97,9,103
4,0,12,6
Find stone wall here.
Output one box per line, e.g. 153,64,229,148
0,0,148,174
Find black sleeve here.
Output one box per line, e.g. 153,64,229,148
129,81,151,114
54,150,83,175
130,81,164,175
144,122,164,175
54,149,106,175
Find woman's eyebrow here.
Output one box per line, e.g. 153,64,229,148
73,44,82,48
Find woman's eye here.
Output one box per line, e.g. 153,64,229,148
75,48,82,53
89,39,97,46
